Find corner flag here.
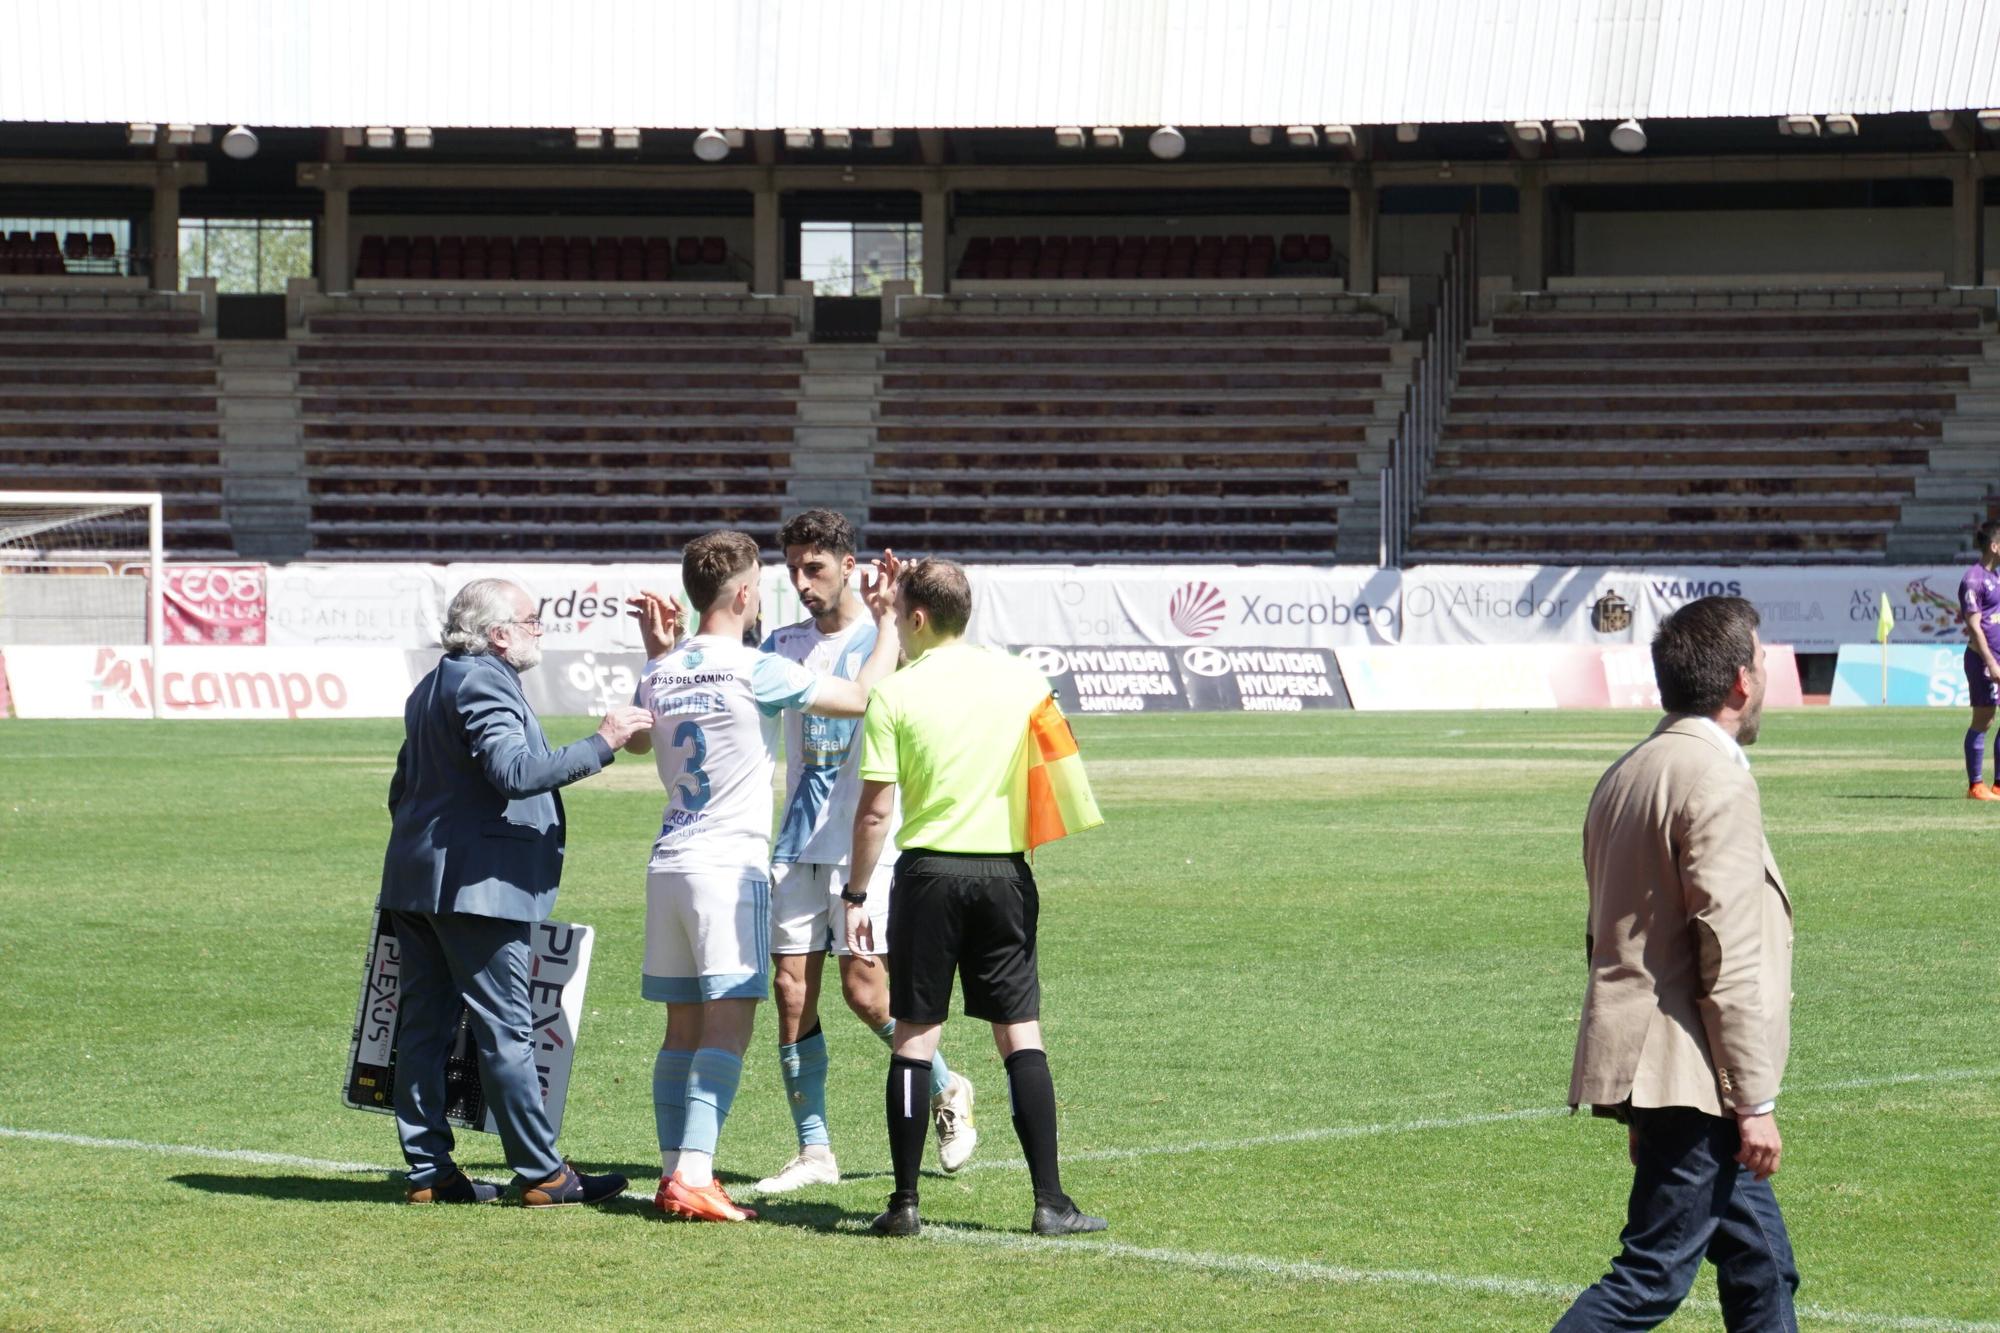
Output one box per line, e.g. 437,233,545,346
1877,592,1894,644
1023,696,1104,850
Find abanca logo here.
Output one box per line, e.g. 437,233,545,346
1169,581,1227,639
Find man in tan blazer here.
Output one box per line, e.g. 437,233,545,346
1554,595,1798,1333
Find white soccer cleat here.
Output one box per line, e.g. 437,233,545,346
751,1145,840,1194
933,1073,978,1173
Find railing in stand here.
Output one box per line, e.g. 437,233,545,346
1379,214,1477,568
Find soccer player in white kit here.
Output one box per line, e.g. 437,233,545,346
753,511,976,1195
626,529,901,1222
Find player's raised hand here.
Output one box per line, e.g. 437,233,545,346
626,590,685,658
863,549,902,622
595,704,654,751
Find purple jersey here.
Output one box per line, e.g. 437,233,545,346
1961,564,2000,658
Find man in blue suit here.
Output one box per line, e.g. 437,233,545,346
381,577,654,1205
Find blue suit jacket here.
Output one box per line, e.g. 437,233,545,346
379,653,615,922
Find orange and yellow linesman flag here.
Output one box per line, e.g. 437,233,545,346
1877,592,1895,644
1023,696,1105,851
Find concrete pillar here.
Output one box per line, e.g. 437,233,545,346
1950,158,1987,287
752,183,781,295
319,183,351,294
921,185,949,294
1514,162,1547,292
150,167,180,292
1346,167,1378,294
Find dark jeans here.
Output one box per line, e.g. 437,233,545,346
1554,1105,1799,1332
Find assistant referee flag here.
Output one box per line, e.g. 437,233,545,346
1023,697,1104,850
1878,592,1894,644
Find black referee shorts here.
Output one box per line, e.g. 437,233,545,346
886,849,1040,1025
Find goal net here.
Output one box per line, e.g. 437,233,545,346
0,492,164,717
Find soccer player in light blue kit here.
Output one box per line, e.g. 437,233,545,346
625,529,902,1221
1958,519,2000,801
752,510,976,1195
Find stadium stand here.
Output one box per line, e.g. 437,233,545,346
1402,295,1992,564
0,231,124,277
0,304,232,554
354,234,732,283
298,303,804,557
952,232,1336,282
868,299,1407,560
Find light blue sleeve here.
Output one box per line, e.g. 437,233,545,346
750,651,821,716
838,623,878,680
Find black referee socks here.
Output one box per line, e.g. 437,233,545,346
886,1054,931,1202
1004,1048,1069,1209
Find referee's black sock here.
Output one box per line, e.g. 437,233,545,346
886,1055,931,1205
1004,1048,1069,1209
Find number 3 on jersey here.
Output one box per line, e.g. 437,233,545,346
670,720,712,810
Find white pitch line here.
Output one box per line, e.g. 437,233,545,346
0,1127,390,1175
906,1225,2000,1333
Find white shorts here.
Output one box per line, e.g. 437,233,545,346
641,868,770,1004
769,860,892,958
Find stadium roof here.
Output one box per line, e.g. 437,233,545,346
3,0,1999,133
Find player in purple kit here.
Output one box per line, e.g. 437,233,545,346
1958,520,2000,801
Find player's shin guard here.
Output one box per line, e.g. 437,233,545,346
1967,727,1987,787
654,1048,693,1172
1004,1048,1069,1209
779,1027,831,1148
886,1054,931,1204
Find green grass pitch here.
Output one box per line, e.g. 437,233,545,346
0,709,1994,1331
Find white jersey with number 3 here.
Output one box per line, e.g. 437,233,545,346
636,635,820,877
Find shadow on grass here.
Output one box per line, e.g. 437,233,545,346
172,1172,404,1205
1831,794,1963,802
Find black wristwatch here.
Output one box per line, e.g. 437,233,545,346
840,887,870,906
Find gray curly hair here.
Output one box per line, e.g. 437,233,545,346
441,578,521,656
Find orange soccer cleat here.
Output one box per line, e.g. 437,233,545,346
1969,783,2000,802
658,1172,758,1222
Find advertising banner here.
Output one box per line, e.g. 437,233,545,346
1009,643,1354,713
402,649,647,718
973,566,1400,649
162,564,269,646
344,910,596,1137
2,645,414,719
1830,644,1970,707
1334,644,1803,712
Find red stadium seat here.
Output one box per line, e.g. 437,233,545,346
460,240,486,279
89,232,115,261
62,232,87,261
675,235,700,266
988,236,1017,260
436,236,463,280
540,236,566,280
962,236,992,261
591,236,617,280
699,236,726,265
1305,234,1333,263
409,235,437,280
1279,233,1306,263
618,235,644,281
564,237,592,279
489,236,518,280
356,236,385,279
382,236,409,279
643,236,672,281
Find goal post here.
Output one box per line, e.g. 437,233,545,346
0,491,166,719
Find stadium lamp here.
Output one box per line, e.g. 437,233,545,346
1510,120,1547,144
403,127,433,150
1322,124,1356,148
1929,110,1958,131
220,125,259,159
166,123,196,145
1054,126,1086,149
784,128,816,149
365,126,396,149
871,128,895,148
1979,110,2000,132
1824,114,1859,136
575,127,605,150
822,128,853,151
1777,114,1820,137
1395,123,1420,144
611,127,641,150
1248,126,1274,146
1285,125,1319,148
693,128,731,161
127,122,158,146
1148,126,1187,159
723,129,747,148
1609,118,1647,153
1091,127,1124,149
1551,119,1585,143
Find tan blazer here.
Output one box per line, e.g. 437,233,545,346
1568,715,1794,1117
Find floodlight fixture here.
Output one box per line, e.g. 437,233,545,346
1510,120,1547,143
693,128,731,161
1824,114,1859,136
1248,126,1274,146
166,123,196,145
1054,126,1085,149
1322,124,1356,148
1090,127,1123,149
1609,119,1647,153
1285,125,1318,148
1978,110,2000,132
365,126,396,149
1395,123,1420,144
403,127,433,150
870,128,895,148
1551,119,1585,143
611,127,641,150
723,129,747,148
127,122,158,146
220,125,259,159
784,128,815,149
340,127,364,148
1929,111,1957,131
822,128,853,151
575,127,605,150
1148,125,1187,159
1777,114,1820,137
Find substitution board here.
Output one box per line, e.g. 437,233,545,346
342,910,595,1135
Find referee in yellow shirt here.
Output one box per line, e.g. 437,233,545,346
844,557,1106,1239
